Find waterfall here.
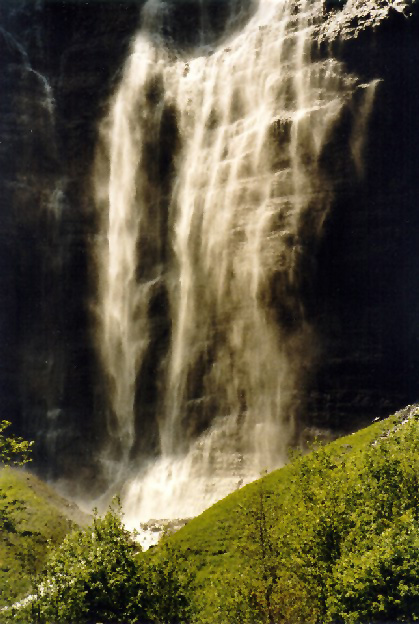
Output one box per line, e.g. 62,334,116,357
0,26,55,116
94,0,377,523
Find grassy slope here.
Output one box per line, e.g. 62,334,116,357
169,410,405,583
0,467,89,607
1,407,416,617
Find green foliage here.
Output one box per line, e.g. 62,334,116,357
0,421,34,597
15,498,194,624
0,469,73,611
206,482,320,624
174,408,419,624
327,511,419,622
4,407,419,624
142,541,194,624
24,498,142,623
0,420,32,466
323,415,419,623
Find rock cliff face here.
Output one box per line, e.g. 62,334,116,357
309,1,419,430
0,0,144,483
1,0,418,489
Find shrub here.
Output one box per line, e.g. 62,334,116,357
26,499,144,624
142,541,194,624
326,511,419,622
0,420,32,465
16,498,194,624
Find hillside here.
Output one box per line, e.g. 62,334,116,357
171,406,412,560
4,404,419,622
0,467,90,607
167,405,419,622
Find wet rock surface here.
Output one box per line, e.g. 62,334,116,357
138,518,191,550
0,0,418,486
320,0,414,40
307,0,419,430
0,1,143,486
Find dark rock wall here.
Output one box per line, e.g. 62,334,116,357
310,6,419,431
0,0,257,489
1,0,418,486
0,0,144,487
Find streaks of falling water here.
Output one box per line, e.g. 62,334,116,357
94,0,377,522
0,27,55,115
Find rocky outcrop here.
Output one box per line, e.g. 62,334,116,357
321,0,414,40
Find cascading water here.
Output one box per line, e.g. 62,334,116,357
94,0,377,524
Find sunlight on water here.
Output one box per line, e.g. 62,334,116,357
94,0,377,524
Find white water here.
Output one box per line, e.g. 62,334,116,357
94,0,376,526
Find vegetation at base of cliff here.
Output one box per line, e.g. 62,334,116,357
8,500,193,624
0,468,81,609
174,405,419,624
3,406,419,623
0,419,33,466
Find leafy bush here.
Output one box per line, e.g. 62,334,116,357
14,498,194,624
24,499,142,623
6,408,419,624
326,511,419,623
142,541,194,624
0,420,32,465
324,414,419,623
187,408,419,623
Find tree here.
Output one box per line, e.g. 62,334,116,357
142,541,194,624
0,419,34,610
0,420,32,465
326,511,419,623
20,499,194,624
205,482,320,624
26,499,144,624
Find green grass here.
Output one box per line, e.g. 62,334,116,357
2,406,418,623
167,406,419,622
0,467,86,607
171,411,394,569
